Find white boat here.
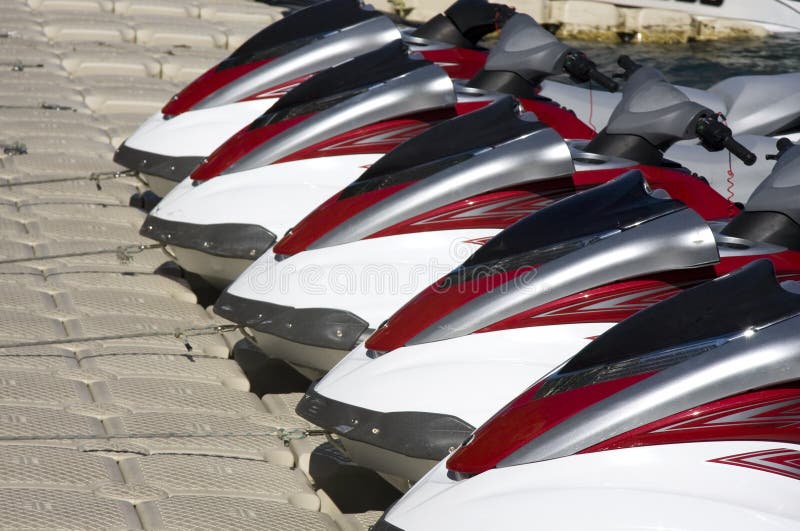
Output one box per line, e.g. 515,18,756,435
590,0,800,33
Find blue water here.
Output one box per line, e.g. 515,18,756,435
564,33,800,89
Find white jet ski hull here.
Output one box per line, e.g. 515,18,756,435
382,441,800,530
147,153,380,287
123,100,277,196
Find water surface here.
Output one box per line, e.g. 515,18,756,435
564,33,800,88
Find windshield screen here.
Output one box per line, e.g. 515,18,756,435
443,171,685,284
339,97,544,199
249,41,425,126
537,260,800,399
219,0,382,69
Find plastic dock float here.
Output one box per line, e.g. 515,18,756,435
0,1,391,529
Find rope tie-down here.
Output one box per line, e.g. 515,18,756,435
0,427,329,447
0,325,322,444
0,241,164,267
0,169,145,190
1,141,27,155
0,321,329,446
0,323,241,352
0,102,79,112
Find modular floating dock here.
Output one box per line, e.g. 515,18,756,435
0,1,396,529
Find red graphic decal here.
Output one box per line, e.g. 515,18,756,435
162,58,273,116
656,396,800,434
275,104,491,164
275,118,443,164
241,73,315,101
418,48,488,80
446,372,656,476
710,448,800,481
410,190,572,227
463,237,493,246
585,389,800,453
519,99,596,140
368,184,576,239
317,123,433,152
479,279,693,332
191,114,310,180
366,266,544,353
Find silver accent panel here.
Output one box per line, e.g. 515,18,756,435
409,208,719,344
715,232,786,257
308,126,574,249
223,64,457,174
405,35,463,52
500,312,800,466
195,17,402,110
568,141,640,171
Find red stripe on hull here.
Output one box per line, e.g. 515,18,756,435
162,58,273,116
239,73,316,101
446,373,655,475
710,447,800,481
368,180,577,239
520,99,596,140
273,181,416,255
366,255,800,354
274,107,467,164
585,386,800,454
419,47,488,80
466,258,800,332
190,114,311,180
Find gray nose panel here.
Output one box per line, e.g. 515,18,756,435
605,66,710,146
482,14,572,80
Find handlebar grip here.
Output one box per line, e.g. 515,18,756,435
589,69,619,92
777,137,795,154
617,55,640,73
724,137,757,166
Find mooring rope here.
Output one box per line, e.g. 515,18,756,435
0,242,164,267
0,428,328,445
0,169,145,190
0,323,241,351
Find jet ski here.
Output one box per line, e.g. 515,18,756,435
549,56,800,148
296,141,800,487
113,0,516,195
115,0,800,198
140,14,617,287
374,259,800,530
214,62,759,380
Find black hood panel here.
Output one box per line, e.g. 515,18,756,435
563,259,800,374
339,96,544,199
254,40,425,126
442,171,684,285
220,0,382,69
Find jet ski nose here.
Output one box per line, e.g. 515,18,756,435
139,214,276,260
188,113,306,182
213,291,371,357
114,142,205,189
296,383,475,477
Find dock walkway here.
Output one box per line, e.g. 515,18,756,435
0,1,382,529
